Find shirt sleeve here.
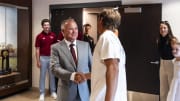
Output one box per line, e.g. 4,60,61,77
70,72,76,81
100,34,120,60
35,34,40,47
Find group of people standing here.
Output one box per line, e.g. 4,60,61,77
159,21,180,101
35,7,180,101
35,9,127,101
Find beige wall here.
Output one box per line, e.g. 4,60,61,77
83,8,101,43
32,0,180,88
122,0,162,4
162,0,180,39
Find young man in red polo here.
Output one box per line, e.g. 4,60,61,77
35,19,57,101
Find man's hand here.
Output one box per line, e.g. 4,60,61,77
84,73,91,80
37,61,41,68
74,72,86,84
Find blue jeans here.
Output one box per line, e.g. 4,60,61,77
39,56,56,94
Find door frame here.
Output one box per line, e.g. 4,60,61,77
49,1,121,9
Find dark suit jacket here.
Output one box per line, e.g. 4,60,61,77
83,34,95,53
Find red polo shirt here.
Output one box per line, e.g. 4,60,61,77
35,31,57,56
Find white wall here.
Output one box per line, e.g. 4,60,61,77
32,0,119,88
162,0,180,39
32,0,180,88
122,0,162,5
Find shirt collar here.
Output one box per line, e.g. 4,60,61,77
64,39,76,47
42,31,50,35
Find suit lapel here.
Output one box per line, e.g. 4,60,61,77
76,41,82,67
61,40,77,70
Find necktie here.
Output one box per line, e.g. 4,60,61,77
69,44,77,65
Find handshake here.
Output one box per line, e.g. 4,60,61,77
74,72,91,84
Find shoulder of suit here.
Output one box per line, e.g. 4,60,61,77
52,41,63,47
77,40,89,45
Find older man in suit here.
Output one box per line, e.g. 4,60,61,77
50,18,92,101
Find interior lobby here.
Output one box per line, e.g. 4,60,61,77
0,0,180,101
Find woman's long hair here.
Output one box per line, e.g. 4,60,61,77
159,21,174,44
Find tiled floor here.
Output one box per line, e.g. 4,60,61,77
0,88,55,101
128,91,159,101
0,88,159,101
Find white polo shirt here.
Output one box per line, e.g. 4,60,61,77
90,30,127,101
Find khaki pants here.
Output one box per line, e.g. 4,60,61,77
160,59,174,101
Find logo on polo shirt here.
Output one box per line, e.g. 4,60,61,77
50,36,54,39
42,37,46,40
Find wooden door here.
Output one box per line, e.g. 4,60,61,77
119,4,161,94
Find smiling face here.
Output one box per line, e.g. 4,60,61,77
160,23,169,37
84,25,91,34
42,22,50,33
170,37,179,56
62,19,78,42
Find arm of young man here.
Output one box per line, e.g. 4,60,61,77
104,58,119,101
35,47,41,68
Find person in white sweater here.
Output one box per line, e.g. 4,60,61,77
167,37,180,101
